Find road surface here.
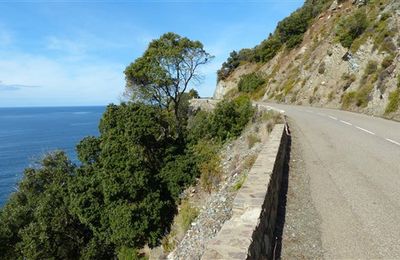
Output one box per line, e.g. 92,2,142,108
266,103,400,259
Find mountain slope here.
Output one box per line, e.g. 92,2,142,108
215,0,400,120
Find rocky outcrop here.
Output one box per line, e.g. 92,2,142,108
216,0,400,120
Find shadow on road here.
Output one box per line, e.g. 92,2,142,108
272,127,291,260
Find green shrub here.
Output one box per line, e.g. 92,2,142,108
211,96,254,141
385,89,400,114
342,91,357,109
232,173,247,191
191,139,222,192
282,78,296,95
381,55,394,69
176,200,199,232
218,0,333,78
336,9,368,48
238,73,265,93
365,60,378,75
355,83,374,108
117,247,144,260
160,154,198,200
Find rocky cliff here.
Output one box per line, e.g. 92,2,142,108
214,0,400,120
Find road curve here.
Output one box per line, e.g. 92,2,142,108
264,103,400,259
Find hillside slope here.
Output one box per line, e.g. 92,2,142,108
215,0,400,120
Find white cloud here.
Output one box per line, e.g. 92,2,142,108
0,51,125,107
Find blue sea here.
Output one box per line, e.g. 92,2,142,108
0,106,105,207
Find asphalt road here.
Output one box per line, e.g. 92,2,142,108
265,103,400,259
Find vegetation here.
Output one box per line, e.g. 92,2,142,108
238,73,265,93
365,60,378,75
175,200,199,232
124,32,212,139
385,89,400,114
232,172,247,191
217,0,333,81
381,55,394,69
0,33,255,259
336,8,369,48
385,77,400,114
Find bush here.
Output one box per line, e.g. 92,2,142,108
160,154,198,200
238,73,265,93
365,60,378,75
381,55,394,69
218,0,332,79
342,91,357,109
176,200,199,232
192,140,222,192
336,9,368,48
210,96,254,141
385,89,400,114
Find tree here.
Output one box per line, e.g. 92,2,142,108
0,152,90,259
124,32,213,138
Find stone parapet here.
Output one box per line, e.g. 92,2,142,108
202,124,289,260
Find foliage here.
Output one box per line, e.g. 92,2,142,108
217,0,333,81
217,49,254,81
336,8,369,48
342,83,374,109
124,32,212,138
381,55,394,69
385,89,400,114
0,152,91,259
188,96,254,143
188,89,200,99
238,73,265,93
365,60,378,75
232,173,247,191
342,91,357,110
192,139,222,192
1,34,258,259
210,96,254,141
160,154,198,201
176,200,199,232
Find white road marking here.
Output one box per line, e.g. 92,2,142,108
340,120,352,126
355,126,375,135
386,138,400,146
329,116,338,120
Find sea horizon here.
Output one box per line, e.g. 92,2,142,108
0,106,105,206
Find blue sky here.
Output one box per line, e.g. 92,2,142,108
0,0,304,107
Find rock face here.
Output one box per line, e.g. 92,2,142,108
213,63,258,99
216,0,400,120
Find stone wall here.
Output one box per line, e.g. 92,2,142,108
202,124,289,260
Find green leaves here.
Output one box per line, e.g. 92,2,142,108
238,73,265,93
124,32,212,110
336,8,369,48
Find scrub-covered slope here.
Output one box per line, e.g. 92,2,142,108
215,0,400,120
